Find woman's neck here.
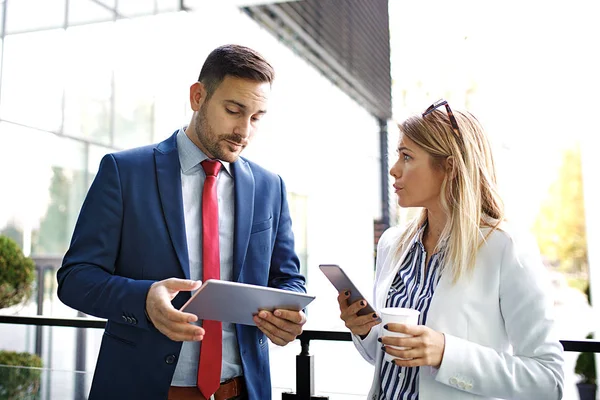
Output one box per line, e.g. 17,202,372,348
424,208,447,250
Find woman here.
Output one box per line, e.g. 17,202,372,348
338,100,564,400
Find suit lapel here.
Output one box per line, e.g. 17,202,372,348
155,132,190,279
232,158,254,282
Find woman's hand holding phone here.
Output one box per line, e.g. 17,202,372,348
337,290,381,338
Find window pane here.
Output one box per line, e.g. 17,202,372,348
68,0,114,26
87,143,114,185
63,23,113,146
0,1,4,34
152,68,189,142
117,0,155,18
113,73,154,149
0,38,3,95
0,30,65,132
94,0,115,9
0,122,88,257
156,0,179,13
288,192,308,278
5,0,65,33
150,14,194,143
111,19,157,149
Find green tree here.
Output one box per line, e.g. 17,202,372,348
0,223,23,250
33,167,72,255
533,145,588,273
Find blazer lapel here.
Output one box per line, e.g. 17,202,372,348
232,158,254,282
155,132,190,279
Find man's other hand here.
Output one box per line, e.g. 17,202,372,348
253,309,306,346
145,278,205,342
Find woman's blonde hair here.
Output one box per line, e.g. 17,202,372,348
394,106,504,282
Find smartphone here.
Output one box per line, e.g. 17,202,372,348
319,264,380,321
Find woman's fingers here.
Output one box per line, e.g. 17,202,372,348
380,326,446,368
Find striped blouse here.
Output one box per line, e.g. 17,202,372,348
379,225,444,400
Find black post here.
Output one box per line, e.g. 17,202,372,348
74,311,88,399
34,265,45,357
378,117,390,229
282,337,329,400
296,339,313,399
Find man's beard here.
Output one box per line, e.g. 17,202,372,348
195,104,246,162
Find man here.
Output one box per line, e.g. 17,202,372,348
57,44,307,400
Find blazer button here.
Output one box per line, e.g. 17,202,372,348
165,354,177,365
449,377,458,385
127,317,133,324
132,317,138,325
259,338,263,345
458,381,466,389
122,315,127,322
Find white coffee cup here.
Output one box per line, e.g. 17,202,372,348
379,307,420,363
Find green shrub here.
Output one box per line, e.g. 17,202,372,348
0,235,35,309
0,351,43,399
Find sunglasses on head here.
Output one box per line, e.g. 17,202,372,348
422,99,460,136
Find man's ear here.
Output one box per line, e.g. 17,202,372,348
190,82,207,112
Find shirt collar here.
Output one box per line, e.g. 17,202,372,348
412,222,448,254
176,127,232,176
411,223,427,252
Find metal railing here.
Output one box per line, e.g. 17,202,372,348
1,315,599,400
3,258,598,398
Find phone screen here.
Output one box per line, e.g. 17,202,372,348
319,264,378,318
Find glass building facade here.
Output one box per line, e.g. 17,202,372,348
0,1,383,398
4,1,598,399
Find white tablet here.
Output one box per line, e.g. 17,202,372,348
179,279,315,326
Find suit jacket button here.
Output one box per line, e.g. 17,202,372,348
165,354,177,364
449,377,458,385
127,317,133,324
122,315,127,322
132,317,138,325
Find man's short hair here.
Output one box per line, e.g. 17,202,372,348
199,44,275,99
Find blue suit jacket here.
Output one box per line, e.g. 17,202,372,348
57,132,306,400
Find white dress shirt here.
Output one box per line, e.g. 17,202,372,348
171,128,243,386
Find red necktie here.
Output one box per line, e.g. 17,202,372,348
197,159,222,398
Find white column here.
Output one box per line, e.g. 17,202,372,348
581,135,600,392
